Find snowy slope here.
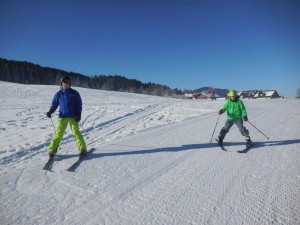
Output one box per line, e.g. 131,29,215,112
1,81,299,225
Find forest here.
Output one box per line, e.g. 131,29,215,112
0,57,186,98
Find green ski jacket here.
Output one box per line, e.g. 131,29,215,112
221,98,247,120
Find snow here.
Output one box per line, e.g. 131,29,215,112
1,81,300,225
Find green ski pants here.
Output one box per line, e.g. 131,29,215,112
48,118,87,153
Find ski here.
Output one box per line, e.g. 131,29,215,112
65,148,96,172
237,143,255,153
215,139,227,151
219,145,227,151
42,157,54,171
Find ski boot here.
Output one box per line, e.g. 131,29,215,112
216,137,223,146
48,148,57,159
79,150,88,159
245,137,252,147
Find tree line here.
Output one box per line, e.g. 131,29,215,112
0,57,187,98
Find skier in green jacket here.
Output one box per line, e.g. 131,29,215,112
217,89,252,147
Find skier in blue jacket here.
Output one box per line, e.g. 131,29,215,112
46,76,87,158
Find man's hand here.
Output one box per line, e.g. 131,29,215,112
46,110,54,118
75,113,81,122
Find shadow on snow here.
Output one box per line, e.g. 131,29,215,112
56,139,300,160
222,139,300,153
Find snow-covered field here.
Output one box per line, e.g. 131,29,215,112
1,81,299,225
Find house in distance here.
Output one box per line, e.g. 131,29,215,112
185,89,282,100
238,90,282,99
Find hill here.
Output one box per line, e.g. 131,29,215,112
0,57,183,97
1,81,299,225
0,57,232,98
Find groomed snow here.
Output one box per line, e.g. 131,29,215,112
1,81,299,225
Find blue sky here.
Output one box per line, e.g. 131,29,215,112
1,0,299,97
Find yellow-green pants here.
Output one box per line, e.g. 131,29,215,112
48,118,87,153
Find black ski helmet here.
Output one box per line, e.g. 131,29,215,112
61,76,71,86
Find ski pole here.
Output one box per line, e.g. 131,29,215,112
210,114,220,143
247,120,269,139
50,117,56,133
50,116,61,151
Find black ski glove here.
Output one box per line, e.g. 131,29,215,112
46,109,55,118
243,116,248,121
218,109,223,115
75,113,81,122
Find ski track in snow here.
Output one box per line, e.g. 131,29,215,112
0,81,300,225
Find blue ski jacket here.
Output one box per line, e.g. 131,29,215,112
50,88,82,118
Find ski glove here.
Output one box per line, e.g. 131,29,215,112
75,113,81,122
218,109,223,115
243,116,248,121
46,109,55,118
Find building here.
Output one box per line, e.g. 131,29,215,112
239,90,258,99
185,89,282,100
254,90,281,99
184,93,209,99
239,90,281,99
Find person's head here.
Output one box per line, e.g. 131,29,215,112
61,76,71,88
228,89,237,100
